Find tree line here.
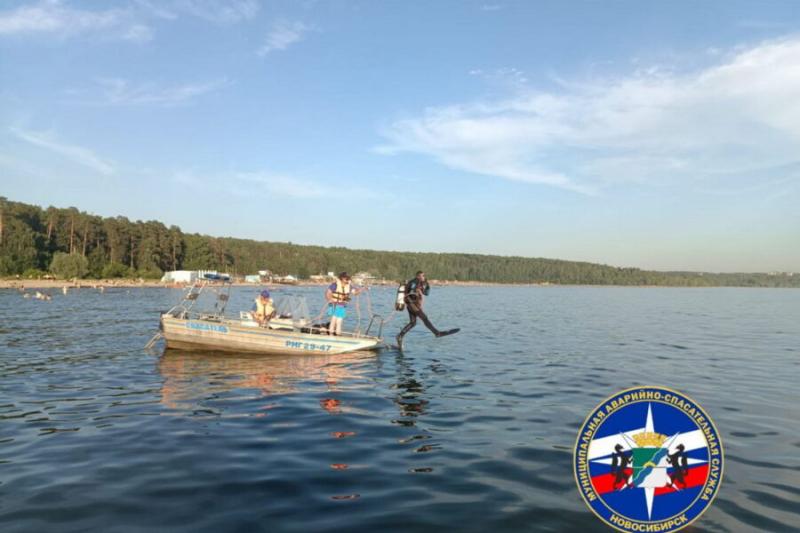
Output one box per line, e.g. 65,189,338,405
0,197,797,287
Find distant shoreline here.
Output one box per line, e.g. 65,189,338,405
2,199,796,289
1,278,795,290
0,278,508,290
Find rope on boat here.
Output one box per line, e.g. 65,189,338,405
313,300,328,323
360,285,405,337
364,287,374,317
309,282,405,337
370,288,400,329
354,293,362,334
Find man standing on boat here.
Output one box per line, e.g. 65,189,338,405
325,272,365,336
396,271,459,350
254,289,276,326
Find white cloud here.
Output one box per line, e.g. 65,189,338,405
11,127,115,175
93,77,230,106
0,0,157,43
171,170,384,201
257,20,310,56
134,0,260,24
181,0,259,23
132,0,178,20
0,0,122,35
0,1,260,44
121,23,154,43
0,0,259,41
378,37,800,194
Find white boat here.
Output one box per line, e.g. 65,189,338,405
161,315,383,355
157,275,384,355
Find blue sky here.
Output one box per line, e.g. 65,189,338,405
1,0,799,272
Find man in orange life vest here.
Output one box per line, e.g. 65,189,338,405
325,272,365,336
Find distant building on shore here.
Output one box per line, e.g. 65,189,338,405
353,271,377,285
161,270,226,284
161,270,196,284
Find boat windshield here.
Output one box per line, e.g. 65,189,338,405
166,278,232,320
273,295,311,325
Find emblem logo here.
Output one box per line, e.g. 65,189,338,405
574,386,723,532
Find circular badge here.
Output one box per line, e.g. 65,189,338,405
574,386,723,532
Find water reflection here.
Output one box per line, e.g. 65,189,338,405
392,353,441,465
157,348,375,410
392,353,429,425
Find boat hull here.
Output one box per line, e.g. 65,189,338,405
161,316,382,355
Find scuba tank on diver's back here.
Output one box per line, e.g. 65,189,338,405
395,283,406,311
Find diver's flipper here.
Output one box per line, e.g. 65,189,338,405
436,328,460,338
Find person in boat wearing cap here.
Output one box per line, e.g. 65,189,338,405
396,271,459,350
325,272,365,336
254,289,276,326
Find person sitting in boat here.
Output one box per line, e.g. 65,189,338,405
325,272,365,336
254,289,276,326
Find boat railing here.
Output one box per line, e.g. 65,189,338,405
365,314,385,339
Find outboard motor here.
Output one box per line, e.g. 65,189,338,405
395,283,406,311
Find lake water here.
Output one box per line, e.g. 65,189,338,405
1,285,798,532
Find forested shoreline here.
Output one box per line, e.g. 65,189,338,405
0,198,796,287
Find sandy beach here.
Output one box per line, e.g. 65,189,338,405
0,278,164,290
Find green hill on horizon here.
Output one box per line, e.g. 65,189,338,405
0,197,796,287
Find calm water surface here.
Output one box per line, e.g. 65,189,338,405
1,286,798,532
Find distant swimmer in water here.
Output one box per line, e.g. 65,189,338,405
396,271,459,351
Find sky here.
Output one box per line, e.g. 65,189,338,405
1,0,799,273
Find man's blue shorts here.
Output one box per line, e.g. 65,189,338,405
327,304,347,319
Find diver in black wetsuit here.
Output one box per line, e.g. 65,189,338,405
396,271,459,350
